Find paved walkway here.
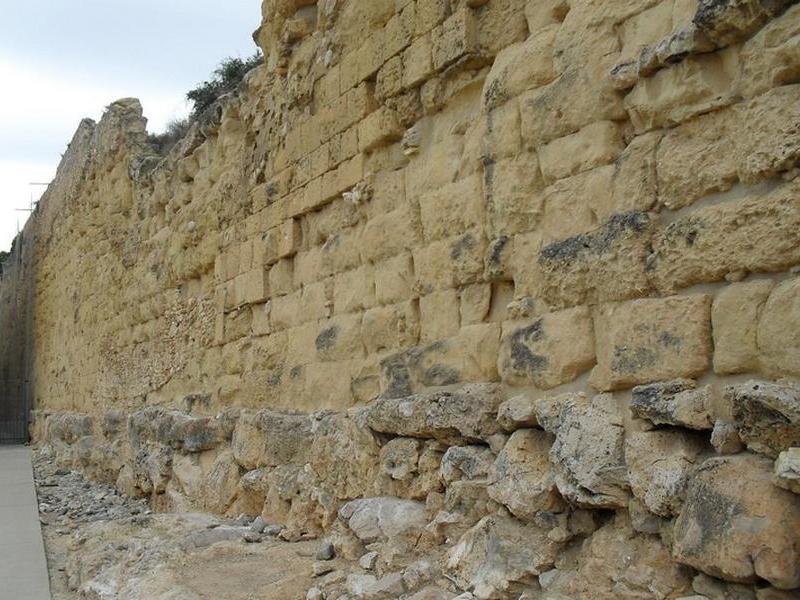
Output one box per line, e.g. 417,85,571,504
0,446,51,600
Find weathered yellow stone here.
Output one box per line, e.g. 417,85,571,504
712,280,774,375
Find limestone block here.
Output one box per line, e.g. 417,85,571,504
277,218,302,258
376,55,404,100
339,496,428,544
758,277,800,378
419,289,461,343
625,429,705,517
624,48,739,132
360,204,421,263
268,258,294,297
548,393,630,508
362,301,420,355
540,166,615,242
712,280,774,375
728,380,800,458
488,429,564,520
460,283,491,325
538,121,625,184
774,448,800,494
737,84,800,184
710,419,744,455
315,314,365,362
432,8,478,70
656,108,739,210
496,394,538,431
384,4,415,58
482,25,557,110
497,306,595,389
403,34,435,88
203,450,241,514
520,67,626,147
524,0,568,34
304,360,358,410
363,383,505,443
270,291,302,331
591,295,712,391
447,514,561,599
484,151,544,237
334,265,375,315
651,181,800,292
419,174,484,242
631,379,714,430
610,131,661,215
374,252,415,306
413,230,486,293
673,454,800,589
482,101,522,161
694,0,797,47
440,445,495,484
234,268,269,306
737,5,800,99
299,281,329,323
537,211,655,310
358,107,403,152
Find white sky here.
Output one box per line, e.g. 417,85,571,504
0,0,261,252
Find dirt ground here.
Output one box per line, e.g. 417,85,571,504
33,452,319,600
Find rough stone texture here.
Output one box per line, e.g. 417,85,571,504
631,380,714,430
363,384,505,444
591,296,713,391
548,393,629,509
728,380,800,458
4,0,800,596
625,429,705,517
774,448,800,494
487,429,563,520
673,454,800,590
497,306,595,389
447,513,560,599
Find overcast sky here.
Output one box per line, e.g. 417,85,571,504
0,0,261,252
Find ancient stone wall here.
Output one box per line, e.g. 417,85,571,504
4,0,800,598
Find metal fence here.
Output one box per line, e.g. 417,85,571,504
0,379,29,444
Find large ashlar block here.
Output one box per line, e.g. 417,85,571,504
379,323,501,397
334,265,375,315
413,230,486,293
520,67,626,147
536,211,655,309
419,289,461,343
234,268,269,306
362,301,420,355
359,203,421,263
712,280,774,375
737,4,800,99
374,252,415,306
315,313,365,362
757,277,800,378
590,295,712,391
498,306,595,389
432,8,478,71
484,151,544,237
403,34,434,89
538,121,625,184
624,47,739,132
418,174,484,242
482,25,557,110
651,180,800,293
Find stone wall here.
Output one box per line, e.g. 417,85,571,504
5,0,800,597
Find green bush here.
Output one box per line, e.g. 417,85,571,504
186,52,263,119
147,118,191,154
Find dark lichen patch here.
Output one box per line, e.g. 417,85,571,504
676,475,742,555
380,352,413,399
659,216,704,248
658,331,682,349
451,232,478,260
611,345,658,374
486,235,509,273
315,325,339,352
539,211,650,264
268,366,283,387
506,320,549,377
422,365,462,387
289,365,303,379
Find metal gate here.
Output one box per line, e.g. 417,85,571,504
0,379,29,444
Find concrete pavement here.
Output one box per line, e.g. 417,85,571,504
0,446,51,600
